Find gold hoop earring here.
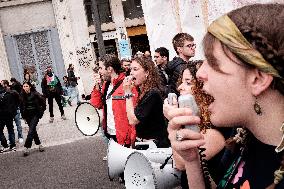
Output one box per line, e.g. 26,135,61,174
254,97,262,116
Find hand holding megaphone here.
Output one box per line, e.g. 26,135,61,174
123,76,134,93
178,94,200,132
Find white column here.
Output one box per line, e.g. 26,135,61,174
68,0,95,95
0,23,11,80
51,0,77,69
52,0,95,95
110,0,127,37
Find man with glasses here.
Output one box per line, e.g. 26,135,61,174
166,33,196,94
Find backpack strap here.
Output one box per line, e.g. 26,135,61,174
106,80,124,100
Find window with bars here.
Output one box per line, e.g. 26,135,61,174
84,0,113,26
122,0,143,20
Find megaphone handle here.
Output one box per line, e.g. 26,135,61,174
159,154,173,169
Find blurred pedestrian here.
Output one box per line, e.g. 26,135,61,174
10,78,24,143
154,47,170,98
23,70,37,87
0,81,20,152
144,50,151,60
41,66,66,123
120,59,131,76
61,76,70,107
67,64,81,106
20,81,46,156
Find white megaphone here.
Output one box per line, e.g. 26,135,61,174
107,139,172,180
124,151,181,189
75,102,100,136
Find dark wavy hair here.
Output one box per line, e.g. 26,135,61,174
22,81,36,93
99,54,122,74
132,57,163,102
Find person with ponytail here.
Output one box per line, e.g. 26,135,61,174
167,4,284,189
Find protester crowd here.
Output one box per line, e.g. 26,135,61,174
0,64,80,156
1,3,283,188
88,3,284,189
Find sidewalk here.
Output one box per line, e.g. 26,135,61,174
5,101,102,152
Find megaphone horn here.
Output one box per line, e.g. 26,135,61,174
75,102,100,136
124,151,181,189
107,139,172,180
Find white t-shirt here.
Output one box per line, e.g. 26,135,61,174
106,84,116,135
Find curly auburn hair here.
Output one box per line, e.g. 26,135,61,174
132,57,163,102
177,60,214,132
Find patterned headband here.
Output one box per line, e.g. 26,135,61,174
208,15,282,79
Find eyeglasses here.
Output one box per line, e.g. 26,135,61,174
184,43,196,48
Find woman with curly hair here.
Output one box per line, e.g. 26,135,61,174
164,62,231,188
167,4,284,188
123,56,170,148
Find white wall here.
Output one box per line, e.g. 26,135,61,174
0,1,56,34
68,0,95,95
141,0,283,61
0,26,10,80
0,1,55,81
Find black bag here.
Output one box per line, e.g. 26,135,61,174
36,92,46,119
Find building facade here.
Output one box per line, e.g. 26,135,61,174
0,0,94,94
85,0,150,58
0,0,150,95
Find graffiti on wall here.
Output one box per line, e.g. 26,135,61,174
76,43,94,69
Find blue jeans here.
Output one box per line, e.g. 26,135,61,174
62,86,70,96
69,86,80,104
14,108,23,139
0,117,15,149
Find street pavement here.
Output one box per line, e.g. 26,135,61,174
0,101,125,188
1,101,182,189
0,137,124,189
15,101,99,151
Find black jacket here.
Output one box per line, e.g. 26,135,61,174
41,74,63,97
0,87,20,119
20,91,46,119
10,81,22,94
67,68,78,87
165,57,187,94
157,65,170,99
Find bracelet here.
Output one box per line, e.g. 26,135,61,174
124,93,134,99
